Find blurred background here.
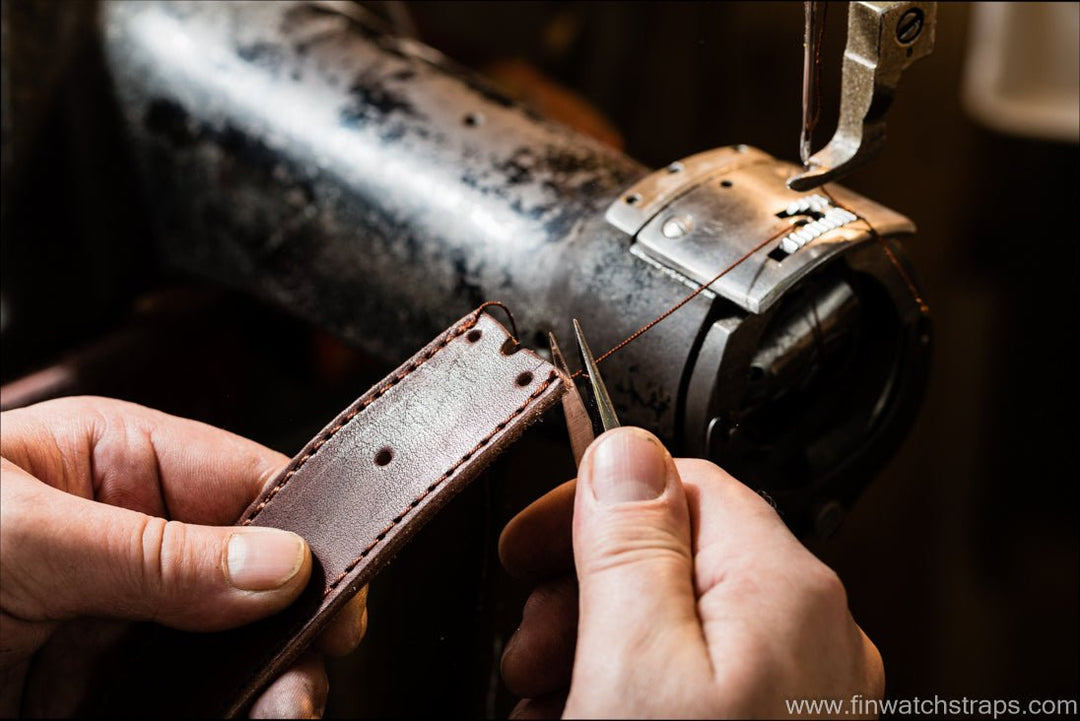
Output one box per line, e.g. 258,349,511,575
2,1,1076,716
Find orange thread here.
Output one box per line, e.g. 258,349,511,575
475,300,520,341
875,235,930,314
573,183,930,377
819,186,930,314
569,223,795,379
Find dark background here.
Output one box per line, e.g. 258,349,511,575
1,1,1076,716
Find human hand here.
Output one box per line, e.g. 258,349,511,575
499,427,883,718
0,396,368,718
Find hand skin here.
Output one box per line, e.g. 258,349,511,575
0,396,368,718
499,427,884,719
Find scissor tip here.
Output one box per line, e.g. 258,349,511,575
569,318,620,431
548,332,571,375
572,318,589,347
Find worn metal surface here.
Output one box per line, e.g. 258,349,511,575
607,145,915,313
99,0,705,439
100,0,931,533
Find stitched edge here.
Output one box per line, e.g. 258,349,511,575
240,309,485,525
322,370,558,596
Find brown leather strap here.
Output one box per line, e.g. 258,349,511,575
80,307,566,717
227,307,564,715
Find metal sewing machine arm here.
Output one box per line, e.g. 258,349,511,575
789,1,936,191
95,1,933,537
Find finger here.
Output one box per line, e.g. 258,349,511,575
509,691,568,720
316,586,368,657
0,396,289,523
1,463,310,630
249,652,328,719
676,457,825,604
675,458,791,557
501,574,577,698
861,628,886,700
499,479,576,581
676,458,875,702
571,428,705,690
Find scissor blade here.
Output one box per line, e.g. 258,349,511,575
572,319,620,432
549,332,594,467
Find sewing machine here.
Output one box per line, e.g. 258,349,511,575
79,0,930,537
0,1,951,714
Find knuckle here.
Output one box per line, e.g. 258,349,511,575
526,575,576,614
675,457,729,484
812,563,847,603
580,519,690,576
135,515,168,596
135,516,200,616
860,630,886,697
802,562,850,620
675,457,773,511
678,457,720,473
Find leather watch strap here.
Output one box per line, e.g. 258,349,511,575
81,307,566,717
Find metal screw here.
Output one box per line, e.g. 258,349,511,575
896,8,924,44
661,215,693,239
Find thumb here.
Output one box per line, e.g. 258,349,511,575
3,468,312,632
571,428,700,680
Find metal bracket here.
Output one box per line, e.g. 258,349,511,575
788,1,937,191
605,146,915,314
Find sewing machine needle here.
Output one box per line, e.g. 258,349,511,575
801,1,827,166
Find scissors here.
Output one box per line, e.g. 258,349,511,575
548,319,621,467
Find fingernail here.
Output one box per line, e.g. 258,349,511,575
587,428,669,505
226,530,307,591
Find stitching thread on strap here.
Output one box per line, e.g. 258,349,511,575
240,308,488,525
322,370,557,596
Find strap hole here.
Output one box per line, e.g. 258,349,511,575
374,447,394,466
719,179,733,188
516,371,534,386
467,329,483,343
501,338,521,355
